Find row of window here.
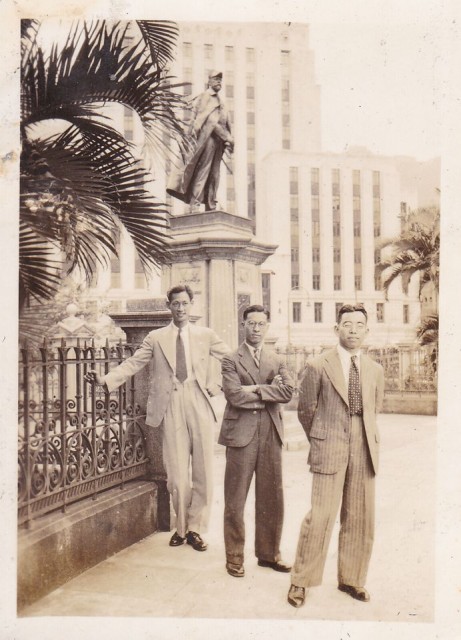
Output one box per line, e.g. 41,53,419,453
291,302,409,324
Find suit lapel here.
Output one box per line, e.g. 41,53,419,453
239,344,259,384
323,349,349,407
157,326,175,372
360,354,372,405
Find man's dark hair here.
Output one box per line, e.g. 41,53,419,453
336,303,368,324
243,304,270,321
166,284,194,302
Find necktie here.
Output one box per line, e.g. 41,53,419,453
348,355,363,415
176,329,187,383
253,348,260,368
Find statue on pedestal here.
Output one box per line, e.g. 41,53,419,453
167,70,234,212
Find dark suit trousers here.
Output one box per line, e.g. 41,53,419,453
291,416,375,588
223,409,284,565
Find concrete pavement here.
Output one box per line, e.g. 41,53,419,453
20,412,436,623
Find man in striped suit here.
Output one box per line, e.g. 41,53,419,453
287,304,384,608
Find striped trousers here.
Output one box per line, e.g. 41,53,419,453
291,416,375,588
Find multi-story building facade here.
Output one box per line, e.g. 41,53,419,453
87,21,439,349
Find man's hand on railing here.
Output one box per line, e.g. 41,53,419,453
84,370,104,385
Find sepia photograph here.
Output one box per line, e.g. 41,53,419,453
1,1,460,639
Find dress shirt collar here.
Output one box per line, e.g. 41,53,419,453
169,321,190,335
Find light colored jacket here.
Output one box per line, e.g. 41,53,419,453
298,348,384,474
103,324,230,427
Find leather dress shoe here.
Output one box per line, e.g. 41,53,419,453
226,562,245,578
257,559,292,573
186,531,208,551
338,583,370,602
287,584,306,608
169,531,186,547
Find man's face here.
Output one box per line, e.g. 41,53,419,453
243,311,269,347
208,75,222,93
334,311,369,352
167,291,192,327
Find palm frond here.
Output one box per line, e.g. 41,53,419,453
19,222,62,307
21,20,187,159
136,21,179,69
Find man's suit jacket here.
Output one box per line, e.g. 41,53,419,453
218,344,294,448
298,348,384,475
103,324,230,428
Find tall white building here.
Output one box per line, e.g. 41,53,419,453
89,22,439,348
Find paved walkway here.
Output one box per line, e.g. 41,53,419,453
20,413,436,628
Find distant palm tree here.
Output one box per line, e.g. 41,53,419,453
20,19,187,314
375,207,439,300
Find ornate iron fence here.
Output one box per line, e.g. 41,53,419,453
18,339,148,528
275,344,437,394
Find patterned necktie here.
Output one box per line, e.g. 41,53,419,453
253,347,260,368
176,329,187,383
348,355,363,415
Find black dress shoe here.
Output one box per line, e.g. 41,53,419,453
186,531,208,551
338,583,370,602
287,584,306,608
169,531,186,547
257,559,292,573
226,562,245,578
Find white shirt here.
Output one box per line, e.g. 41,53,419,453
337,344,361,391
245,342,262,365
169,322,195,381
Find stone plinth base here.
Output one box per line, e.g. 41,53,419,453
163,211,277,349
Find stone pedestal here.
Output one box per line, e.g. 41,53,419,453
163,211,277,349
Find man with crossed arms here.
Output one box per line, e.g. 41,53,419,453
288,303,384,608
85,284,229,552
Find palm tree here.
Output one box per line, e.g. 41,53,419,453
20,19,187,316
376,207,439,360
375,207,440,300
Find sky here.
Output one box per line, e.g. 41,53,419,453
308,22,442,161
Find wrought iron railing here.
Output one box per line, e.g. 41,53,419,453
275,344,437,394
18,339,148,528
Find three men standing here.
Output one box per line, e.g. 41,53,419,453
288,303,384,608
219,305,293,578
85,284,229,551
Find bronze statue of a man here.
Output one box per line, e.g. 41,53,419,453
167,70,234,212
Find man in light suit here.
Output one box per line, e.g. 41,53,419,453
287,303,384,608
219,305,293,578
85,284,229,551
167,70,233,211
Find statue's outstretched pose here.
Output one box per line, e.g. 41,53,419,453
167,70,234,212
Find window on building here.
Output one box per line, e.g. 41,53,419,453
314,302,323,323
334,248,341,262
311,168,320,194
291,274,299,289
335,302,343,321
123,105,134,141
183,42,192,57
312,247,320,262
374,224,381,237
312,220,320,237
355,275,362,290
291,248,299,262
374,249,381,263
333,221,341,236
334,275,341,290
354,221,361,237
375,274,382,291
312,274,320,290
204,43,213,59
354,248,362,264
225,45,234,63
403,304,409,324
376,302,385,323
261,272,271,312
246,47,255,63
292,301,301,323
226,84,234,98
134,257,147,289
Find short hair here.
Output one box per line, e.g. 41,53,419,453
336,303,368,324
243,304,270,321
166,284,194,302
